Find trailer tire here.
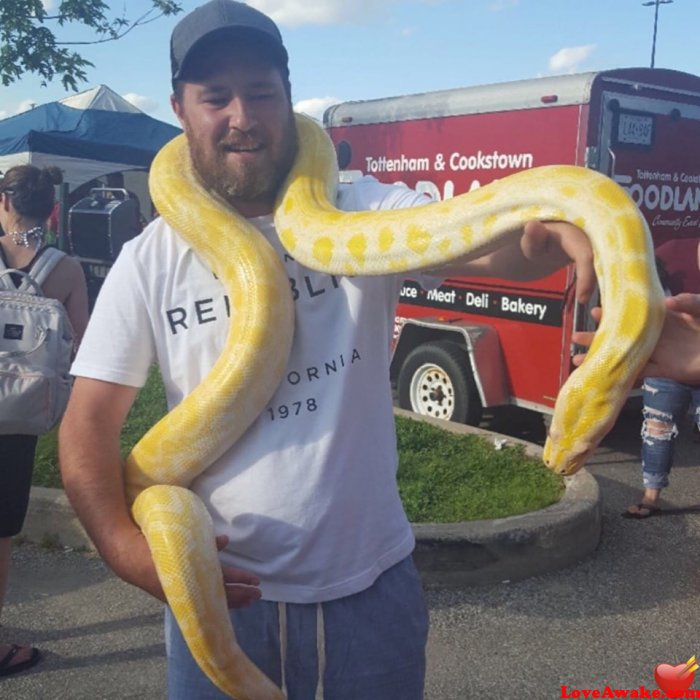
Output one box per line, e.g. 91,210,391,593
397,340,483,426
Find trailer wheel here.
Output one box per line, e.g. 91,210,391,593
397,340,483,425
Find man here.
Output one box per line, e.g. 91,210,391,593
58,1,596,697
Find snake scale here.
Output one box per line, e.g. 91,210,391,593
124,112,665,698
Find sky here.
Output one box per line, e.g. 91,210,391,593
2,0,699,126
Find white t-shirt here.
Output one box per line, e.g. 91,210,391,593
72,176,432,603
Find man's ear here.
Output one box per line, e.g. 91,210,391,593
171,94,185,127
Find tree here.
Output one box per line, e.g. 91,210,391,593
0,0,182,90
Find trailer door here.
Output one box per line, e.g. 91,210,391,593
595,79,700,250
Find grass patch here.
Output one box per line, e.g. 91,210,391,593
120,366,168,451
34,367,168,489
396,415,563,522
34,429,61,488
34,370,563,522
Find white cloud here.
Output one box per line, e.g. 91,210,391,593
122,93,160,113
16,99,37,114
0,99,39,120
294,96,341,122
548,45,596,73
249,0,395,27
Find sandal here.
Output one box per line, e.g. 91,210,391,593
0,644,41,677
622,503,661,519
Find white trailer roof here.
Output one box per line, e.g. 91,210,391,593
323,68,700,127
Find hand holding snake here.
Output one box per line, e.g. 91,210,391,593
126,113,665,698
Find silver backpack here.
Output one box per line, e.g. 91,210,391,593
0,247,75,435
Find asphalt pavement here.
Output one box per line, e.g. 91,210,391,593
3,407,700,700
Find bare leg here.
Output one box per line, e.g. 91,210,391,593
625,488,662,517
640,487,661,508
0,537,39,671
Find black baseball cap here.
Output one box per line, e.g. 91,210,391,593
170,0,288,84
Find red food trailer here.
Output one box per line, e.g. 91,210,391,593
324,68,700,425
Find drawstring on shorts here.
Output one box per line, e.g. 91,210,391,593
316,603,326,700
277,602,288,694
277,601,326,699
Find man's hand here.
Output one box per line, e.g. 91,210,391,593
572,294,700,385
111,530,262,609
216,535,263,608
434,219,596,304
644,294,700,384
521,221,596,304
666,292,700,317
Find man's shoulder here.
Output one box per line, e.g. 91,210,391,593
122,216,177,251
337,176,430,213
112,216,187,273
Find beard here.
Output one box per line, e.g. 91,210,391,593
186,111,298,210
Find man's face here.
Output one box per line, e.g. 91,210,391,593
172,44,297,218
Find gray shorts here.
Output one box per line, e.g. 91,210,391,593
165,555,429,699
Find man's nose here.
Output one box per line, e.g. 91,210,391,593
226,97,257,131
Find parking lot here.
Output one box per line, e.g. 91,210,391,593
3,408,700,699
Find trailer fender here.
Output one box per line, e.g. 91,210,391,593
392,319,509,423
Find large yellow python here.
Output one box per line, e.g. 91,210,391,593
124,112,665,698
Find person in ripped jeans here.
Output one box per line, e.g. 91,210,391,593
624,243,700,519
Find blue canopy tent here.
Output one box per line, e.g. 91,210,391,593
0,85,181,189
0,86,182,307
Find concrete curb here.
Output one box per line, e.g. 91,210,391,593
412,471,600,586
22,485,93,551
22,410,602,585
396,409,602,586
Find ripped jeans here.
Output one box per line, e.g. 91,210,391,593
641,377,700,490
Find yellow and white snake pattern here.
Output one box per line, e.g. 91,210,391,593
123,113,665,699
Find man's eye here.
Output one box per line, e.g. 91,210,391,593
202,95,228,106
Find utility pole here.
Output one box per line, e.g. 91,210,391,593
641,0,674,69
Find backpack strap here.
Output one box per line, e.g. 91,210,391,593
26,247,66,288
0,251,15,292
0,269,42,294
0,247,66,294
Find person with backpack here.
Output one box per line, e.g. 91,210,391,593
0,165,88,677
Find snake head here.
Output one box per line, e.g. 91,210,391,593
542,435,593,476
542,371,624,476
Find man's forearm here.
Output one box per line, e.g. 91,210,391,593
59,413,134,562
426,221,595,305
